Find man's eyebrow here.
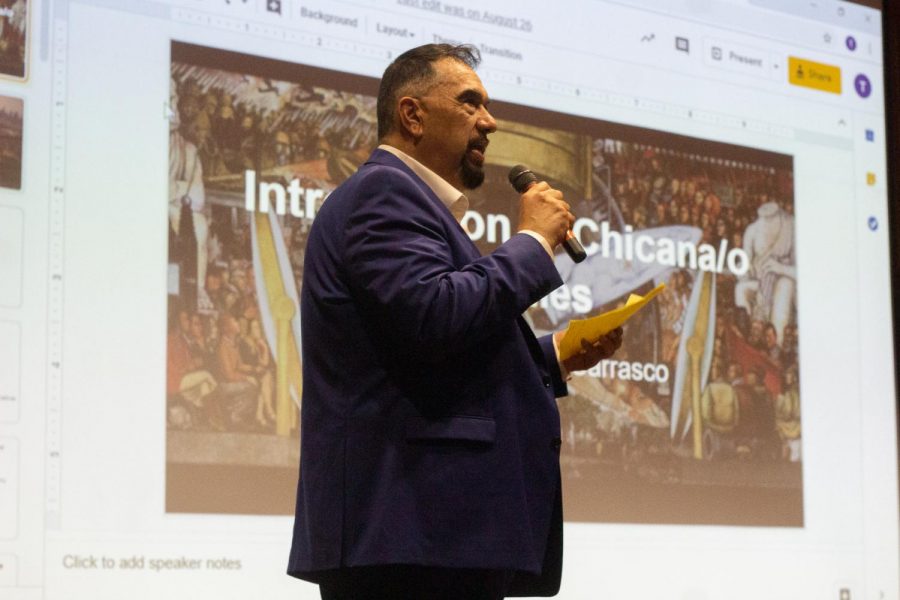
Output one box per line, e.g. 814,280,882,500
457,88,489,105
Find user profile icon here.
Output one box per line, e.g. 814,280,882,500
854,74,872,98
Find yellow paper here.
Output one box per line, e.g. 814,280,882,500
558,283,666,361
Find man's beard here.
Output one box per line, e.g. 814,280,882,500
459,158,485,189
459,136,488,189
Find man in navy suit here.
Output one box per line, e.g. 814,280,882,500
288,44,623,599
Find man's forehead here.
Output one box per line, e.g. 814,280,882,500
432,58,488,96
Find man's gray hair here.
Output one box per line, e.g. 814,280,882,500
376,43,481,139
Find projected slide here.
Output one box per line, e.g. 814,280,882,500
166,42,800,526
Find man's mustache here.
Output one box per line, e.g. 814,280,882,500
468,136,489,152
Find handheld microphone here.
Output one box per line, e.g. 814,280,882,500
508,164,587,263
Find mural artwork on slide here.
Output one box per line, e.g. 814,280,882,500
166,41,801,526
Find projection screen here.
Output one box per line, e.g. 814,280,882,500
0,0,897,598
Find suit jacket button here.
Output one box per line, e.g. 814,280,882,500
552,437,562,450
542,376,551,388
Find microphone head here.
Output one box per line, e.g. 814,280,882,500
508,164,537,193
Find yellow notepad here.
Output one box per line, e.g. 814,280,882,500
558,283,666,361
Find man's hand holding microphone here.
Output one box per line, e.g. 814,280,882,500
510,164,623,372
510,164,587,263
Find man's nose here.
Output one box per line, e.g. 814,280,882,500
478,107,497,133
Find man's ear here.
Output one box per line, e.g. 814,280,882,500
397,96,425,141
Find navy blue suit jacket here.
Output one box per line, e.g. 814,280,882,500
287,149,568,595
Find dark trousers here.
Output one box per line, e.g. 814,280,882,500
318,565,510,600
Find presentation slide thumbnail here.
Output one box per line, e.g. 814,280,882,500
0,95,22,190
0,0,27,80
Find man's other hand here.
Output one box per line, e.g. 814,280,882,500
555,327,624,373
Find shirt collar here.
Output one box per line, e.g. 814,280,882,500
378,144,469,222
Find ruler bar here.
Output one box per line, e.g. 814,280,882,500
45,18,68,530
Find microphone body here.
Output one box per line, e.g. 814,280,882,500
508,165,587,263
